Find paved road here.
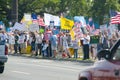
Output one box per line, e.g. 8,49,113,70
0,55,93,80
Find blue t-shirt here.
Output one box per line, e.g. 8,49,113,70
50,35,57,46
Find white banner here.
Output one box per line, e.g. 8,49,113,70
44,13,60,26
13,22,28,31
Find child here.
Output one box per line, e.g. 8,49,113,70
42,40,48,57
72,36,79,59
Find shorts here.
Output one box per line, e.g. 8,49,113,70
51,45,57,51
58,45,63,52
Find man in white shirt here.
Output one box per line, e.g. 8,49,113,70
82,33,90,60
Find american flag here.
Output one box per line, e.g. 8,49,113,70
74,21,82,28
32,19,38,24
93,29,100,35
86,18,95,32
86,24,94,31
37,16,46,26
110,12,120,24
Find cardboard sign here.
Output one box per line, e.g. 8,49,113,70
29,24,39,32
24,13,32,21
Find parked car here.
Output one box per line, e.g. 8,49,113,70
0,42,8,73
78,39,120,80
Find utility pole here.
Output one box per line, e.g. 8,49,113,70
11,0,18,24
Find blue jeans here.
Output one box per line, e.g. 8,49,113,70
42,50,47,57
83,44,89,60
74,49,78,58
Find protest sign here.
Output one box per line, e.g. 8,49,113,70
29,24,39,32
44,13,60,26
90,35,100,44
60,17,74,30
24,13,32,21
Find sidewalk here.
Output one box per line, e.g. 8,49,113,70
9,53,95,63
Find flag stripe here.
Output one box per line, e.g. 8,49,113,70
110,12,120,24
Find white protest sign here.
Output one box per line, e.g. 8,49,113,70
53,15,60,26
44,13,51,25
29,24,39,32
100,24,107,32
13,22,28,31
24,13,32,21
44,13,60,26
21,23,28,31
13,22,23,31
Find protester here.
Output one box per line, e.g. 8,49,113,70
72,35,79,58
90,44,97,60
8,33,15,54
102,31,109,49
50,33,58,58
29,32,36,56
43,28,52,57
82,32,90,60
0,30,8,44
18,32,26,54
41,40,49,57
35,32,43,56
58,32,64,53
14,32,19,54
62,33,71,58
66,33,72,46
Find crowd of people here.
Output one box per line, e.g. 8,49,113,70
0,27,120,60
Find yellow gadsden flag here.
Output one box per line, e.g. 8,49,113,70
60,17,74,30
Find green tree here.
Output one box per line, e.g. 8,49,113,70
1,0,120,26
90,0,120,24
0,0,12,26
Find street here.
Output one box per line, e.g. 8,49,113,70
0,55,93,80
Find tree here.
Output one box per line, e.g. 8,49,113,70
90,0,120,24
0,0,12,26
1,0,120,26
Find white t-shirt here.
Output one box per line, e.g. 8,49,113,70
62,35,69,49
9,35,15,44
83,35,90,45
18,34,25,44
35,34,42,44
72,39,79,49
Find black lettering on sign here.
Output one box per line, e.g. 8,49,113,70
64,21,70,27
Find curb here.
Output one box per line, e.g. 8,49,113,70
9,54,95,63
